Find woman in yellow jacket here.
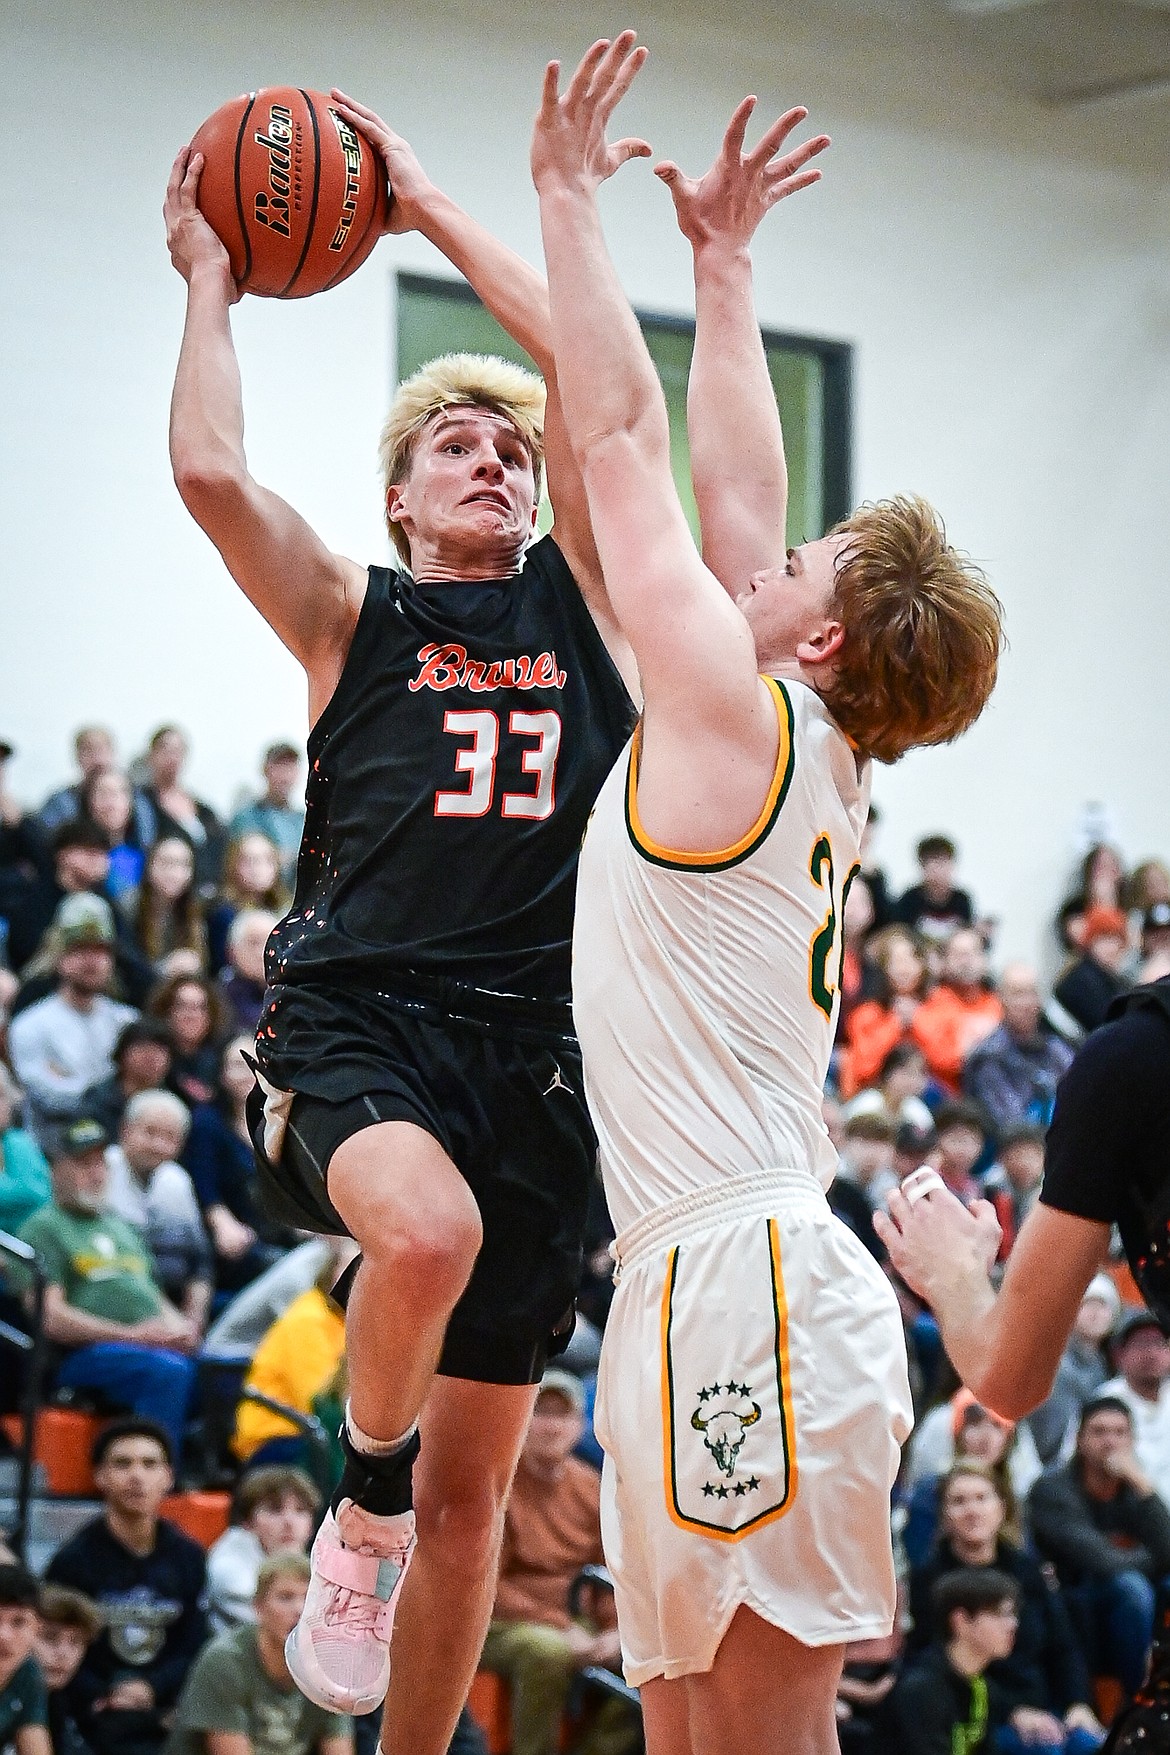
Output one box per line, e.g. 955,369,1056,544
233,1241,354,1465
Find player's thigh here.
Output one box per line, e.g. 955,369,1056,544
328,1118,482,1264
413,1375,539,1562
641,1675,695,1755
686,1609,844,1755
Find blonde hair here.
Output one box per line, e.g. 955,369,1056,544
821,496,1004,765
379,353,546,566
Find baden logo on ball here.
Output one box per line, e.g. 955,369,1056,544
191,86,391,298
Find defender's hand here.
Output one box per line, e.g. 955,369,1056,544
874,1184,1001,1306
329,91,432,235
532,32,651,195
656,97,829,252
164,147,239,301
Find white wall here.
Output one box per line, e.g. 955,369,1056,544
2,0,1168,965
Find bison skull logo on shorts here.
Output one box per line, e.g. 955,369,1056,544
691,1385,762,1478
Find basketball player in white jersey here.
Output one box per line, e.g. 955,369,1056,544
532,37,1004,1754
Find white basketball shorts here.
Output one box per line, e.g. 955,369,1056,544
593,1168,913,1687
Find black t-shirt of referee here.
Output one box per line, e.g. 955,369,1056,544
1039,976,1170,1329
266,534,635,1007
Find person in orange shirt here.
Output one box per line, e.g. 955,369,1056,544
841,927,929,1097
912,929,1003,1094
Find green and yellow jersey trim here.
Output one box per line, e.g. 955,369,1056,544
658,1217,798,1543
625,676,796,873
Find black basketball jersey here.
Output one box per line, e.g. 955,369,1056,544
265,535,635,1007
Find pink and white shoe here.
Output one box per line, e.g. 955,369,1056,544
285,1502,416,1714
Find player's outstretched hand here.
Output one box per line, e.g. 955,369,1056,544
655,97,829,254
873,1182,1002,1307
329,91,433,236
164,146,239,301
531,32,652,195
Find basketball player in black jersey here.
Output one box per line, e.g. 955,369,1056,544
877,980,1170,1748
164,112,637,1747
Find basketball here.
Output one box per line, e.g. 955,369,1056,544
190,86,390,298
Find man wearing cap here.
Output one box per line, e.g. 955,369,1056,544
8,896,137,1149
228,744,305,886
8,891,136,1151
15,1118,198,1453
481,1370,636,1755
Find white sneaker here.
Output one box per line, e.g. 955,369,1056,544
285,1502,416,1714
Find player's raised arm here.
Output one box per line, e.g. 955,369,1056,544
330,93,636,692
165,146,365,715
656,99,829,597
531,36,767,745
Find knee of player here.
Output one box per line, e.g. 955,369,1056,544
414,1470,509,1576
358,1199,482,1302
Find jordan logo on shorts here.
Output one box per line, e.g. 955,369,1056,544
661,1219,797,1539
542,1061,573,1098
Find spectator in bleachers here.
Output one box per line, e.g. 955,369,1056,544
905,1387,1042,1508
228,743,305,888
0,1562,50,1755
892,1117,940,1187
982,1124,1047,1257
963,963,1074,1133
1052,907,1130,1039
891,1570,1021,1755
139,729,225,902
933,1101,990,1208
1028,1396,1170,1698
481,1371,638,1755
46,1419,206,1755
0,1062,51,1234
79,1019,176,1140
206,1468,320,1633
78,768,149,901
894,834,976,946
183,1036,293,1296
858,802,895,931
830,1112,896,1258
1099,1309,1170,1505
37,728,118,835
36,1583,105,1755
104,1092,212,1335
912,927,1002,1094
216,911,275,1037
164,1552,351,1755
902,1395,1041,1564
119,839,207,983
8,897,137,1148
906,1463,1102,1747
1136,902,1170,987
1126,857,1170,917
840,925,930,1096
1028,1277,1118,1467
233,1242,349,1468
206,837,289,977
148,975,226,1109
1063,844,1127,928
17,1118,199,1452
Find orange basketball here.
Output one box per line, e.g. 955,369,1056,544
191,87,390,298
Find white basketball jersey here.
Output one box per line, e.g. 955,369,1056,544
573,677,870,1235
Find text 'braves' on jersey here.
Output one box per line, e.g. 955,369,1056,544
263,535,635,1010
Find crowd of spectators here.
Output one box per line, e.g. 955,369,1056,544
3,729,1170,1753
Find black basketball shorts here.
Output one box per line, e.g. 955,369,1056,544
247,982,597,1385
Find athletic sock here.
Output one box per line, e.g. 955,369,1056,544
332,1416,420,1520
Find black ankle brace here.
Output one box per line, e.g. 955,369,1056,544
331,1423,421,1520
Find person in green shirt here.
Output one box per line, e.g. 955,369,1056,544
165,1553,353,1755
16,1117,199,1452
